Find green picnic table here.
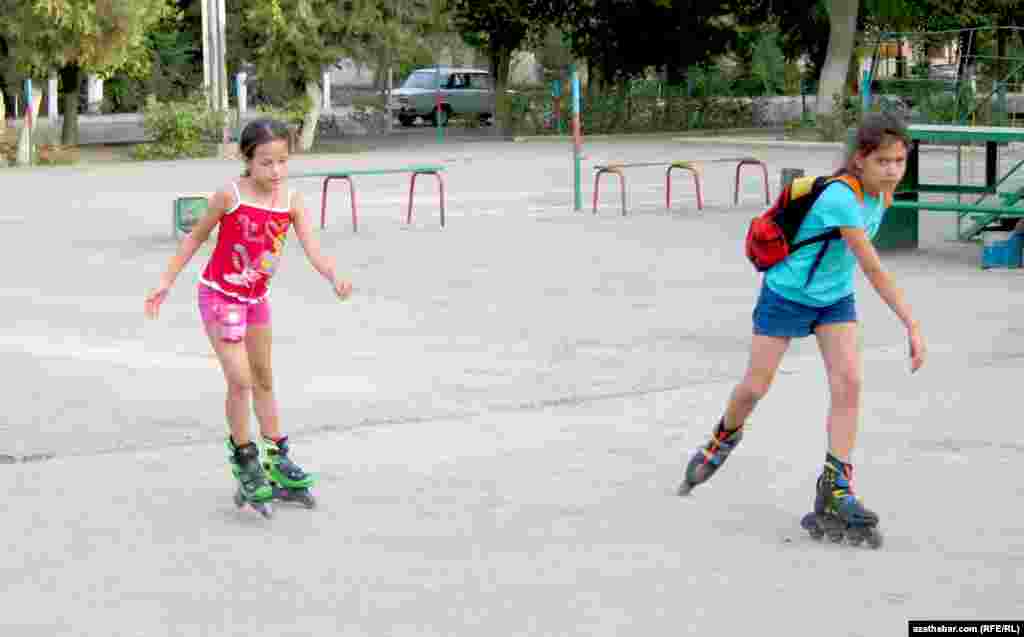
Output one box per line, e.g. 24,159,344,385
882,124,1024,248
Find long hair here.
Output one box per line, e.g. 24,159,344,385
835,112,910,179
239,118,291,176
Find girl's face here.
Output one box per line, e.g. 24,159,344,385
246,139,290,193
855,138,907,195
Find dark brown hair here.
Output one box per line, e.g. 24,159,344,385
239,118,291,176
837,112,910,178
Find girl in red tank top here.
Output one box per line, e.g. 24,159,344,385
144,119,353,516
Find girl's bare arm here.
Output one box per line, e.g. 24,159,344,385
290,192,337,282
840,226,916,327
159,189,231,286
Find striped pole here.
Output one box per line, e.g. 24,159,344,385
571,64,582,211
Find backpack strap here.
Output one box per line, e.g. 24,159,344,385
805,237,835,286
792,175,860,287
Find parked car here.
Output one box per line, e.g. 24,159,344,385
389,67,495,127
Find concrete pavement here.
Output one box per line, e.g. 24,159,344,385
1,137,1022,635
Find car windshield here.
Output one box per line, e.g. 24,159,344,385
402,71,444,90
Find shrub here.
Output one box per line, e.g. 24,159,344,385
134,94,226,160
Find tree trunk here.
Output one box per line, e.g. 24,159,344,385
300,79,321,152
489,45,513,138
815,0,859,117
60,64,81,146
0,87,6,131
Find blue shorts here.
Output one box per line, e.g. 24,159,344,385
752,284,857,338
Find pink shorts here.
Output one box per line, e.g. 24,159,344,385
197,284,271,341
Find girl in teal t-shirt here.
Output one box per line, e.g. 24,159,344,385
677,113,927,549
765,182,887,307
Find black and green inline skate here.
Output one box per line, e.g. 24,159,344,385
261,436,317,509
800,453,883,549
228,437,273,518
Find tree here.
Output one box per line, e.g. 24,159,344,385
730,0,854,88
0,0,174,145
816,0,860,116
239,0,388,150
370,1,450,91
448,0,563,136
561,0,735,88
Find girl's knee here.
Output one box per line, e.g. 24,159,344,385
226,375,253,398
250,364,273,393
738,376,773,403
829,369,862,404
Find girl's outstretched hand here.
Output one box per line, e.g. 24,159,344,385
145,281,171,319
908,322,926,373
333,277,353,301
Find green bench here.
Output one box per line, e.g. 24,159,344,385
291,165,446,232
173,194,210,238
890,191,1024,239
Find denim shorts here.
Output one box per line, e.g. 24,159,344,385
752,284,857,338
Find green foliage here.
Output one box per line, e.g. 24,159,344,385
447,0,559,134
816,92,861,142
559,0,735,85
751,30,787,97
103,16,200,112
134,93,226,160
0,0,174,77
448,0,542,54
506,81,754,136
534,25,573,77
239,0,383,83
732,0,833,78
254,94,312,127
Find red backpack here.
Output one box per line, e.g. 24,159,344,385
745,174,887,286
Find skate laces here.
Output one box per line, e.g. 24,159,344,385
700,423,742,465
265,437,306,480
826,462,858,503
239,457,267,489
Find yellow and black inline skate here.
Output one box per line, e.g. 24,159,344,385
677,418,745,496
800,453,883,549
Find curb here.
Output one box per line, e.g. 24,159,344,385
512,128,781,143
672,136,841,149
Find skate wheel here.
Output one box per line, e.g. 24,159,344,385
866,529,883,549
233,490,245,509
800,513,824,540
848,535,864,547
299,492,316,509
827,530,844,543
252,501,273,519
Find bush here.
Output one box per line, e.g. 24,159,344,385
505,82,755,137
134,94,227,161
254,94,311,128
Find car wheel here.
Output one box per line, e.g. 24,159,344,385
429,106,450,127
398,115,415,127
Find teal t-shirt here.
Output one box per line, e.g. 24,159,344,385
764,181,886,307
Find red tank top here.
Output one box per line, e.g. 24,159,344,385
200,182,292,303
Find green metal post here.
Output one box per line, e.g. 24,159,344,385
435,65,443,143
552,79,562,135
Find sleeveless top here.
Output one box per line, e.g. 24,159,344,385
200,182,293,304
